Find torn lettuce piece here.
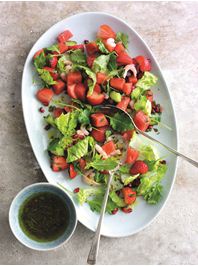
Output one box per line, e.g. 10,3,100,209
139,145,158,161
134,95,152,115
96,39,110,54
121,174,140,186
36,68,57,86
55,111,78,136
137,160,167,204
86,157,119,171
115,32,129,49
87,194,117,214
77,187,104,205
92,54,110,74
136,71,158,91
44,114,56,127
69,49,87,64
48,136,73,156
33,51,46,69
109,112,133,132
109,191,126,207
67,136,95,163
73,65,96,96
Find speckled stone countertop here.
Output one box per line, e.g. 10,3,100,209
0,1,197,265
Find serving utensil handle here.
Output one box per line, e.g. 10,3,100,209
87,171,114,265
139,130,198,168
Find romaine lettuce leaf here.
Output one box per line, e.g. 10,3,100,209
139,145,158,161
143,183,163,204
55,111,78,136
87,194,117,214
48,136,73,156
136,71,158,90
67,136,95,163
137,160,167,204
92,54,111,73
121,174,140,186
134,95,152,115
77,187,104,205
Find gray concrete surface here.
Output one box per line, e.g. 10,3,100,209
0,1,198,265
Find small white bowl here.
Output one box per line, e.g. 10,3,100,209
9,183,77,251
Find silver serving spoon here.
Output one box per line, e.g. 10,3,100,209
87,105,198,265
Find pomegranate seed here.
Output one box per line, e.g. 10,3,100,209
122,207,132,213
44,124,51,131
112,208,118,215
73,187,80,193
39,107,44,113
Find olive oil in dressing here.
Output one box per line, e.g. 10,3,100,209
18,192,69,242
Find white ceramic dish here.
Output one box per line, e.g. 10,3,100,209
22,12,178,238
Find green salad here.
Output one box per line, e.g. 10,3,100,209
33,24,167,214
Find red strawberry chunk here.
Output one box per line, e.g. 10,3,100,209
130,160,149,175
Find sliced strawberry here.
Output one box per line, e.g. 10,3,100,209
36,88,54,106
68,164,77,179
122,187,136,205
125,147,139,164
96,72,108,85
91,126,108,142
85,42,99,55
49,56,58,68
135,56,151,72
79,158,86,170
51,156,69,172
67,84,77,99
122,130,134,141
87,55,96,67
110,78,125,91
53,80,66,95
133,110,150,131
58,42,68,53
130,160,149,175
97,24,116,39
123,83,132,95
53,108,64,118
116,96,130,111
91,113,109,127
75,83,87,101
116,52,133,66
43,67,59,80
68,44,84,51
67,71,82,85
33,49,44,59
114,42,125,55
57,30,73,43
102,141,116,155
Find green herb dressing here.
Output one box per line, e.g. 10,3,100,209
18,192,69,242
